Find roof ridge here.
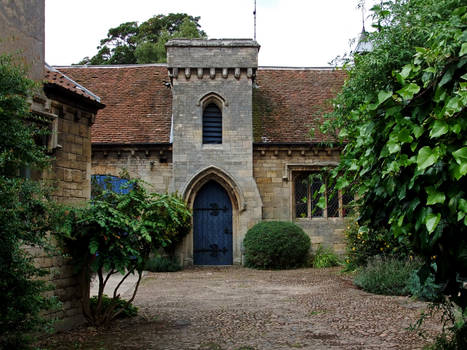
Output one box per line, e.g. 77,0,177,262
55,63,168,69
258,66,341,70
56,64,343,71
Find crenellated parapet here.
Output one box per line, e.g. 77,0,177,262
168,66,256,81
166,39,259,82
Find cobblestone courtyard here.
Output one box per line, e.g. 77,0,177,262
41,267,442,349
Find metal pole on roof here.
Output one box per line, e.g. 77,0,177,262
358,0,366,32
254,0,257,40
361,0,366,32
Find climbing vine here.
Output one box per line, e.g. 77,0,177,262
323,0,466,315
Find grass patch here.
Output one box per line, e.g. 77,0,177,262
311,245,341,268
144,256,182,272
89,294,138,319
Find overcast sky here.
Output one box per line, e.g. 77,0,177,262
45,0,377,67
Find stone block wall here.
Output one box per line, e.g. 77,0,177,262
0,0,45,81
91,145,172,194
167,39,263,265
49,106,92,204
28,96,96,330
253,145,348,254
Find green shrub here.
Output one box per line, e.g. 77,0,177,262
57,176,191,327
344,218,413,270
243,221,310,269
311,245,341,268
0,56,63,348
89,295,138,319
407,263,443,302
426,324,467,350
354,256,422,296
145,256,182,272
421,302,467,350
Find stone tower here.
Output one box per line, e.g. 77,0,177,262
0,0,45,81
166,39,263,265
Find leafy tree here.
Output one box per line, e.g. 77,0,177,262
0,56,60,348
78,13,206,65
57,176,191,326
323,0,466,317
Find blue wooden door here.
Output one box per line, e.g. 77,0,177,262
193,181,233,265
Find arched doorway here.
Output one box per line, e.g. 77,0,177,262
193,180,233,265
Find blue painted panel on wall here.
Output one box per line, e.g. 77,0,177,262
92,175,132,196
193,181,233,265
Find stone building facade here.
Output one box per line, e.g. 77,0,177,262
60,39,348,266
0,0,104,328
28,71,104,328
0,0,44,81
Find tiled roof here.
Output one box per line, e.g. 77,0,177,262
253,68,347,143
44,65,102,103
58,65,172,144
56,65,346,144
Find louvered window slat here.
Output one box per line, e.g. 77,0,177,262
203,103,222,144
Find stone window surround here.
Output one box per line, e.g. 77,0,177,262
286,163,350,220
199,92,226,146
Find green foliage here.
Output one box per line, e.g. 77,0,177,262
418,302,467,350
0,55,61,348
57,176,191,326
89,295,138,319
407,263,443,302
324,0,467,312
243,221,310,269
311,245,341,268
354,256,422,296
78,13,206,65
343,218,413,270
144,256,182,272
427,323,467,350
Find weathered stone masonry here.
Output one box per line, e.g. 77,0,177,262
253,145,346,253
92,144,173,194
166,40,263,265
25,90,102,330
60,40,350,266
0,0,105,330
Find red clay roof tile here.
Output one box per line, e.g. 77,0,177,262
254,68,347,143
58,65,172,144
44,66,101,103
57,65,346,144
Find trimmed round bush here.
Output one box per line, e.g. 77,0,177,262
243,221,310,269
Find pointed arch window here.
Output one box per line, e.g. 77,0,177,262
203,103,222,144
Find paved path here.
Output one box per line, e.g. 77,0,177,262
44,267,442,350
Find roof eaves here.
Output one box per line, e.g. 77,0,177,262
45,63,102,102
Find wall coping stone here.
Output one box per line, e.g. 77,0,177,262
166,39,260,48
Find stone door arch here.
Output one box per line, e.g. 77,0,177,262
180,166,244,265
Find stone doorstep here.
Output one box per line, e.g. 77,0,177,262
90,271,144,299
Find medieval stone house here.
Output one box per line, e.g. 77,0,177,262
58,39,349,266
1,0,348,332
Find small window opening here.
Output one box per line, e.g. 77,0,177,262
203,103,222,144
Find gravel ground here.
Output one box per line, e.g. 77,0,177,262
39,266,443,350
